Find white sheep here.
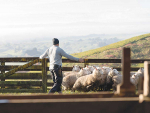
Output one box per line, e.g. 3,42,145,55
130,68,144,88
102,66,112,74
96,66,102,71
72,68,103,92
130,73,140,87
62,68,91,90
106,68,120,91
96,67,112,90
137,67,144,77
112,68,142,91
112,75,122,91
84,65,95,73
72,65,81,72
130,68,144,89
108,69,119,76
63,65,81,77
87,67,105,91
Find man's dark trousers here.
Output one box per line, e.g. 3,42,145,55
49,65,62,93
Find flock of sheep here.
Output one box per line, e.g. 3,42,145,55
62,65,144,92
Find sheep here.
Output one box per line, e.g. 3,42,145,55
85,67,105,91
62,68,91,90
106,69,121,91
102,66,112,74
97,67,113,91
81,67,109,91
107,68,119,76
130,73,140,87
130,68,144,77
63,65,81,77
129,68,144,89
112,75,122,91
130,68,144,89
72,68,103,92
96,73,107,91
137,67,144,77
84,65,95,73
112,68,143,91
72,65,81,72
96,66,102,71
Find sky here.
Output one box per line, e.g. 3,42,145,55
0,0,150,43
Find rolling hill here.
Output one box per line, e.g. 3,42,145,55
69,33,150,67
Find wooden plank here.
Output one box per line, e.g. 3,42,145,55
138,76,144,95
42,58,47,93
1,73,42,79
84,59,89,67
145,101,150,113
0,73,51,80
61,67,73,71
0,81,53,87
144,61,150,97
62,59,122,63
0,98,143,113
0,57,39,62
131,59,150,63
0,65,42,71
47,82,54,86
0,89,43,93
0,92,114,99
117,48,136,96
62,59,150,63
1,61,5,88
63,59,150,63
0,57,150,63
0,81,42,86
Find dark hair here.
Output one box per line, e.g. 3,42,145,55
52,38,59,45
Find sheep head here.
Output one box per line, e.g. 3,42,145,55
137,68,144,76
108,69,119,77
92,68,102,79
79,68,91,76
72,65,81,72
84,65,95,73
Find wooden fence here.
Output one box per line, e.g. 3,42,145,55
0,54,150,93
0,48,150,113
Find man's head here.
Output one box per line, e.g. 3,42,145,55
53,38,59,45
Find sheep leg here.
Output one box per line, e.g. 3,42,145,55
103,85,107,91
71,88,75,92
86,85,93,91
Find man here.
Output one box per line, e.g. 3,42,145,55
39,38,84,93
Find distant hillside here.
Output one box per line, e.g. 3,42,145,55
0,34,121,57
70,33,150,67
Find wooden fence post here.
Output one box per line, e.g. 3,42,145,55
117,47,136,96
139,61,150,104
138,76,144,95
42,58,47,93
1,61,5,89
84,59,89,68
143,61,150,97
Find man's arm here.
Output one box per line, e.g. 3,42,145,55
60,49,84,62
39,49,49,59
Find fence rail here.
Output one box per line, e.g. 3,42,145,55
1,57,150,62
